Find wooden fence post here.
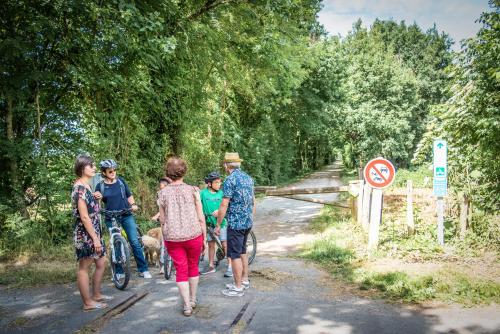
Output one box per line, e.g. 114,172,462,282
361,182,372,232
357,180,364,225
406,180,415,235
348,180,363,222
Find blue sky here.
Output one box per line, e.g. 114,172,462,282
318,0,491,50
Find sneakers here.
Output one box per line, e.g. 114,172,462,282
201,267,216,275
139,271,152,279
224,267,233,277
225,280,250,290
222,286,244,297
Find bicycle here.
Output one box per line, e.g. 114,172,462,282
200,227,257,267
101,208,133,290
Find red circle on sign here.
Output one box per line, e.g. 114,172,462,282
363,158,396,189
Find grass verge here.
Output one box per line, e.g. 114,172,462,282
300,206,500,305
0,244,76,288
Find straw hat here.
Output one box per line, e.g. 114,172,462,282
223,152,244,163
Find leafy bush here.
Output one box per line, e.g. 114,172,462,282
392,164,433,188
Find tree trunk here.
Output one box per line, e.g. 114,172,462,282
6,98,29,218
459,194,470,239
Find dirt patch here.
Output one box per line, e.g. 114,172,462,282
7,316,33,329
193,304,218,319
231,319,248,334
249,268,296,291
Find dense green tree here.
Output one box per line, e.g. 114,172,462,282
416,1,499,211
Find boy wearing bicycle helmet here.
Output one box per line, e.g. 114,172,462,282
200,172,231,276
95,159,152,279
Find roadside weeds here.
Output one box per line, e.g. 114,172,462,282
299,206,500,305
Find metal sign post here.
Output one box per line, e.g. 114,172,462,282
433,139,447,246
363,157,396,250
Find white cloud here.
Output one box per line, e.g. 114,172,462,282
318,0,491,49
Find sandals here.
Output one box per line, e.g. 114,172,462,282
94,295,114,302
190,298,198,309
183,305,193,317
83,302,108,311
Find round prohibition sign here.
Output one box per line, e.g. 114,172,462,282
363,158,396,189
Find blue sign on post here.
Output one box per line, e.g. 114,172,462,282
433,139,447,197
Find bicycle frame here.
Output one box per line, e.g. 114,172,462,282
101,208,134,289
107,217,124,264
203,227,226,265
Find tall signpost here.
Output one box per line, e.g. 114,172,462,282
433,139,447,245
363,157,396,250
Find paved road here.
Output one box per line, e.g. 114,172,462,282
1,165,499,333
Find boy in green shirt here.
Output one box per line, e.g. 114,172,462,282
200,172,231,276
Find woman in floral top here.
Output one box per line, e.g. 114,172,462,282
158,157,207,317
72,155,111,311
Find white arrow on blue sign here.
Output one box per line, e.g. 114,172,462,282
433,139,447,197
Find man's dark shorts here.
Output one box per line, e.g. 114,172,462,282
227,227,251,260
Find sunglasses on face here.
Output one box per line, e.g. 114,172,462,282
106,169,116,174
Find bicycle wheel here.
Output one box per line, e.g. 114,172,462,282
111,235,131,290
246,230,257,265
163,252,173,280
215,248,225,265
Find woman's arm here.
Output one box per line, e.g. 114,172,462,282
77,197,103,255
159,203,166,227
194,192,207,239
127,195,139,211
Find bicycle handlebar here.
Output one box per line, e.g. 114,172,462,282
100,208,134,218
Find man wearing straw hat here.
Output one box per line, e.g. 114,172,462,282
215,152,255,297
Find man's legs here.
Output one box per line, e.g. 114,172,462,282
232,257,243,289
121,214,149,273
241,253,249,283
241,228,250,283
227,227,244,289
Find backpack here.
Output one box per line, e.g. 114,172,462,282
95,177,127,200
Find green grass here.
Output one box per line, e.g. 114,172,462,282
340,168,359,185
392,164,433,188
300,206,500,305
358,270,500,305
0,244,76,288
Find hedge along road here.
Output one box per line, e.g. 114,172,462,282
1,165,499,334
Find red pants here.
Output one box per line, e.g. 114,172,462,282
165,234,203,282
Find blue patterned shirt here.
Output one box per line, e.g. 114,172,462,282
222,168,255,230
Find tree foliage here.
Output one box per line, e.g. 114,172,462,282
416,1,499,211
0,0,497,249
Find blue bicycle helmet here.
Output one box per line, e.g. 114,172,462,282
99,159,118,171
204,171,221,184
